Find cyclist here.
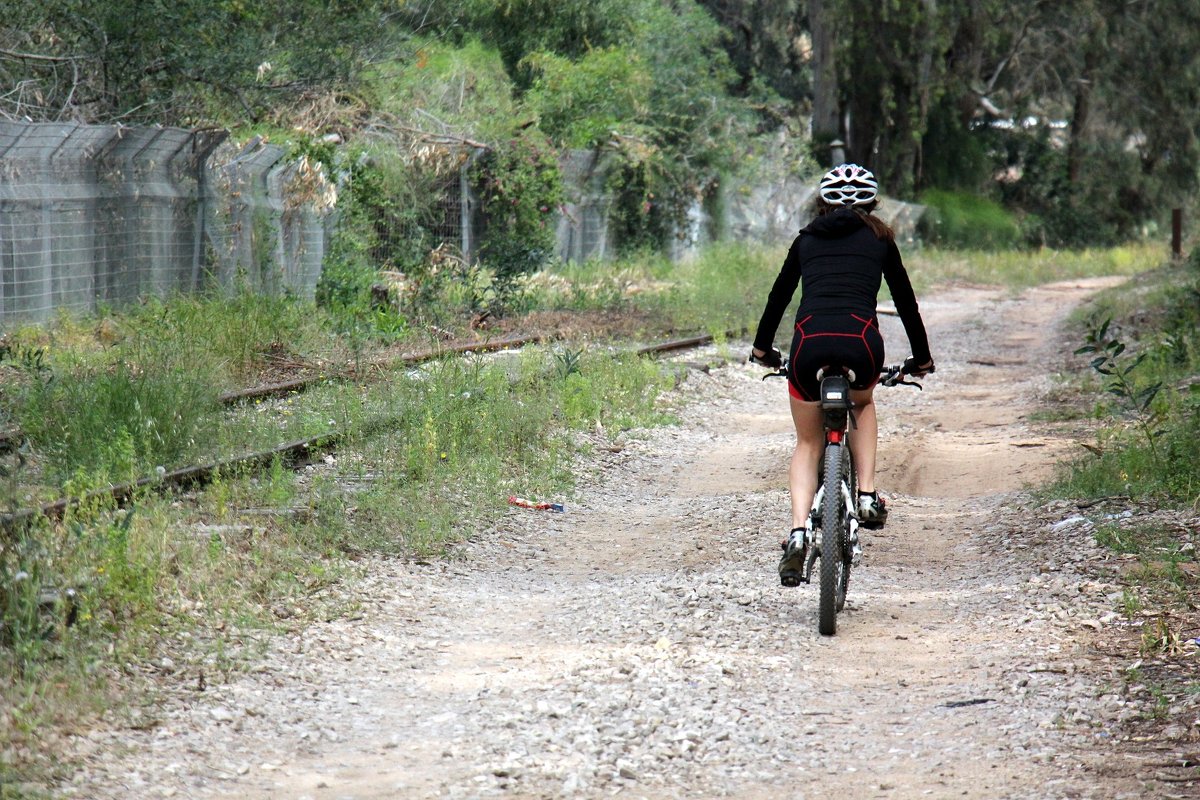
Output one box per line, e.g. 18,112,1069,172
749,163,934,586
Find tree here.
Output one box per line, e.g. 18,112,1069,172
693,0,806,99
807,0,839,156
0,0,406,124
834,0,953,195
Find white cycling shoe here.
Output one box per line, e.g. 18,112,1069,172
857,492,888,529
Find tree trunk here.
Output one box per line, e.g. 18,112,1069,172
808,0,840,158
1067,56,1097,187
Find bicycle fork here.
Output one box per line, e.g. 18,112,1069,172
807,453,863,569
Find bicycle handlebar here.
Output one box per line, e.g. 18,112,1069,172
754,358,930,390
878,363,926,389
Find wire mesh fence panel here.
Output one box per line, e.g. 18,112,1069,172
555,149,613,264
0,123,114,322
0,122,225,326
207,138,335,302
96,126,223,304
0,119,925,329
322,133,479,279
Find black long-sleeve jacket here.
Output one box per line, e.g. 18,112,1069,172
752,207,931,365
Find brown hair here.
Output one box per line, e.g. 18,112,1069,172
815,198,895,243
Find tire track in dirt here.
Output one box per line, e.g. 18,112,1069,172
71,277,1154,800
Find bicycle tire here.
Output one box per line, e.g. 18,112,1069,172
818,442,845,636
837,448,856,612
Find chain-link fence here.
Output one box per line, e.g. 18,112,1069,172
0,122,335,327
0,122,923,327
0,122,226,324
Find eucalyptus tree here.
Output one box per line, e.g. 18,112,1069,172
691,0,807,100
961,0,1200,243
0,0,406,124
791,0,1198,235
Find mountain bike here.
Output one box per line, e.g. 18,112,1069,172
758,359,925,636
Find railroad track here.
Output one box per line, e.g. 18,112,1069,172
0,334,552,456
0,330,738,535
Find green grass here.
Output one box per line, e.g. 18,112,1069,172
905,241,1162,292
503,243,785,343
11,354,219,487
0,237,1173,786
918,189,1022,250
0,332,679,785
1051,257,1200,508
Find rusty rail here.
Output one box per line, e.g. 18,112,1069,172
1,330,734,535
219,333,551,405
2,434,342,534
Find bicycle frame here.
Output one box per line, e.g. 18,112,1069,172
805,369,860,634
757,358,924,635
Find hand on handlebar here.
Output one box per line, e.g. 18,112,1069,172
903,356,935,378
749,346,783,370
880,358,934,389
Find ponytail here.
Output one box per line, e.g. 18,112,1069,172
857,209,895,243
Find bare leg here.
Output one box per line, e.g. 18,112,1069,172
788,396,824,530
848,388,877,493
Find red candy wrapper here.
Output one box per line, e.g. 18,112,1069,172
508,495,565,512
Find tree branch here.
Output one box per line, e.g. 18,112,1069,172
0,48,80,64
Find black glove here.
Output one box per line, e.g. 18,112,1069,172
750,347,783,369
903,356,935,378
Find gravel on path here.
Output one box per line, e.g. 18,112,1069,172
63,278,1187,800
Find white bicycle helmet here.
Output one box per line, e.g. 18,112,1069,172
819,163,878,206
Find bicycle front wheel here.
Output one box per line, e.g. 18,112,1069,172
818,442,849,636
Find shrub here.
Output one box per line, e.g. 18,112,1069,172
917,189,1022,250
522,47,651,148
990,123,1154,248
473,132,565,282
1058,262,1200,506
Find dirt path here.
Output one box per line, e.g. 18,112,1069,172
70,278,1162,799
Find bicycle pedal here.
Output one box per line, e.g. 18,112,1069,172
849,529,863,567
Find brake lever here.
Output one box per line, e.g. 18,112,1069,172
880,368,923,390
759,359,789,381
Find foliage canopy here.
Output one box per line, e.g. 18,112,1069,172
1,0,1197,254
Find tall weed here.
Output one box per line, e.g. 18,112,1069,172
330,348,676,555
1057,259,1200,506
608,243,782,336
906,242,1160,291
13,354,217,485
127,292,334,382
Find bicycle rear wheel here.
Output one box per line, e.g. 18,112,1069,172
838,448,856,612
818,442,849,635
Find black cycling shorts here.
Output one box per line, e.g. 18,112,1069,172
787,313,884,401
